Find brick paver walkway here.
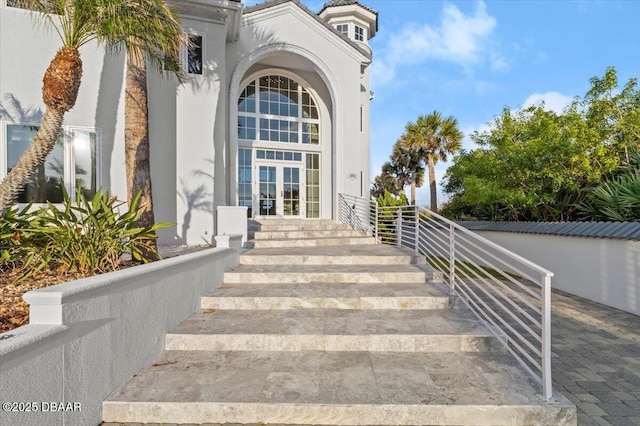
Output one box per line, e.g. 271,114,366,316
551,289,640,426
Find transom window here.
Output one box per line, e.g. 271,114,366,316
238,75,320,145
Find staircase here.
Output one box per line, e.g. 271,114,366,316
102,219,576,425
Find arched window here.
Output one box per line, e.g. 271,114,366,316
238,75,319,145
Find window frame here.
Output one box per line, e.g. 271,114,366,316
354,25,365,41
1,121,101,205
237,74,321,146
336,23,349,37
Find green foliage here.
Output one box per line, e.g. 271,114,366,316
0,204,35,264
1,188,173,279
377,190,409,208
375,190,409,244
442,67,640,221
577,151,640,221
371,162,405,198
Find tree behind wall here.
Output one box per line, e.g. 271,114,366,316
401,112,463,212
441,67,639,222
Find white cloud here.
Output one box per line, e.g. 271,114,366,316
490,53,509,72
522,91,573,114
373,1,499,86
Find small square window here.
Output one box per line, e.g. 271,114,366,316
336,24,349,37
355,26,364,42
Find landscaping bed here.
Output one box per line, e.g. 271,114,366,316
0,262,136,333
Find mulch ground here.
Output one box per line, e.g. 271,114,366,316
0,262,135,333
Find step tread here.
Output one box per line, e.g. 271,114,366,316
241,244,420,257
253,230,365,238
240,245,426,265
103,350,574,425
167,307,491,337
207,282,448,298
226,264,429,274
251,236,376,246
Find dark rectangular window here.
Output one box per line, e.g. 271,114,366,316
187,35,203,75
355,26,364,42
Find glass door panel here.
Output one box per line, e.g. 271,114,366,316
258,166,276,216
283,167,300,216
253,159,306,218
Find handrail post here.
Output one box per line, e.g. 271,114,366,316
375,201,379,243
542,273,552,401
414,205,419,255
396,208,402,247
449,223,455,293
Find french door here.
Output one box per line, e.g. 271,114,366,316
255,162,304,218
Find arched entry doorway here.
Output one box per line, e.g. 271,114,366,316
236,70,324,219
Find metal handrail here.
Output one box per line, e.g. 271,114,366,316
337,194,555,401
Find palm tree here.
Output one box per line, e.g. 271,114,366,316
391,137,425,205
0,0,184,241
403,111,463,212
371,162,404,198
120,2,184,253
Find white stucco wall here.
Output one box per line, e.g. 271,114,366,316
0,242,240,426
227,2,372,218
0,4,128,201
172,19,228,245
473,231,640,316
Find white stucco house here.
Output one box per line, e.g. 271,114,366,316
0,0,377,244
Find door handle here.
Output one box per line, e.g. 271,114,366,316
281,190,283,197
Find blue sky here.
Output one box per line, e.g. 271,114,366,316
245,0,640,206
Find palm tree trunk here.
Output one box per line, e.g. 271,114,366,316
428,154,437,212
410,180,416,205
0,107,65,215
125,52,157,254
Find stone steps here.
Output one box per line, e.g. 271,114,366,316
240,244,425,265
202,282,449,310
250,220,351,231
103,219,576,425
223,264,429,284
251,235,376,248
164,307,502,352
253,229,366,239
102,350,575,425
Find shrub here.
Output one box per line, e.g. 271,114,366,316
4,188,174,278
0,204,36,267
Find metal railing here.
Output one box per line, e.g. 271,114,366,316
337,194,377,237
337,194,555,401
